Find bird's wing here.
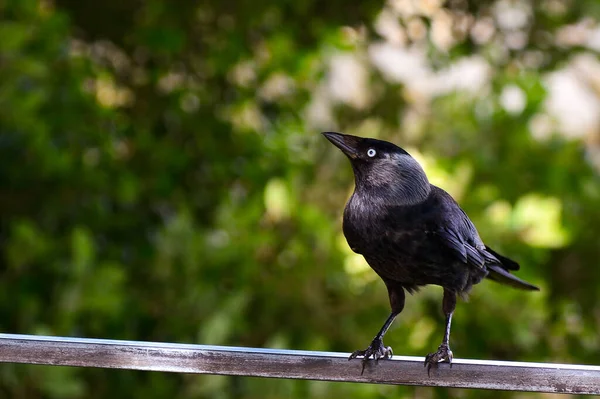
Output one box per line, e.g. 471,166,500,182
430,188,538,290
436,222,493,269
430,188,498,269
437,226,483,267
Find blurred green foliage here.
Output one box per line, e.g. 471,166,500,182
1,0,600,398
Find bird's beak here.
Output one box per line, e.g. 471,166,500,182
322,132,360,159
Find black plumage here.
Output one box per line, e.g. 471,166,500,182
323,132,538,375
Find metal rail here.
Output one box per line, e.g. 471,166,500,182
0,333,598,394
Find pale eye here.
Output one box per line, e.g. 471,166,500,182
367,148,376,157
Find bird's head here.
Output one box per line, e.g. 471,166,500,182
322,131,430,204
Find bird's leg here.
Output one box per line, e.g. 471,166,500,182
425,289,456,376
349,283,404,374
349,312,396,362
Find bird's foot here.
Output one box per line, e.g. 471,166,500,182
348,338,393,375
424,343,453,377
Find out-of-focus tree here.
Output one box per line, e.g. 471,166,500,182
0,0,599,398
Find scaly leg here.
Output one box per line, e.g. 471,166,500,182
349,282,405,374
425,289,456,376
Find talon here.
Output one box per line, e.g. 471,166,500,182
424,344,453,377
348,350,365,360
349,339,394,374
385,346,393,359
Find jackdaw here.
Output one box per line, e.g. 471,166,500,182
323,131,539,375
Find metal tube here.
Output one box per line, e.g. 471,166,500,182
0,333,598,394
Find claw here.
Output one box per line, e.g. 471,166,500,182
348,339,393,375
424,343,453,377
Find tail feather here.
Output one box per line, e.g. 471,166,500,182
485,245,520,270
486,264,539,291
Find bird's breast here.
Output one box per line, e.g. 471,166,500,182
342,194,390,255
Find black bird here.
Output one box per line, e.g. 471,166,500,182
323,132,539,375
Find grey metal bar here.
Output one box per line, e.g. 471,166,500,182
0,333,598,394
